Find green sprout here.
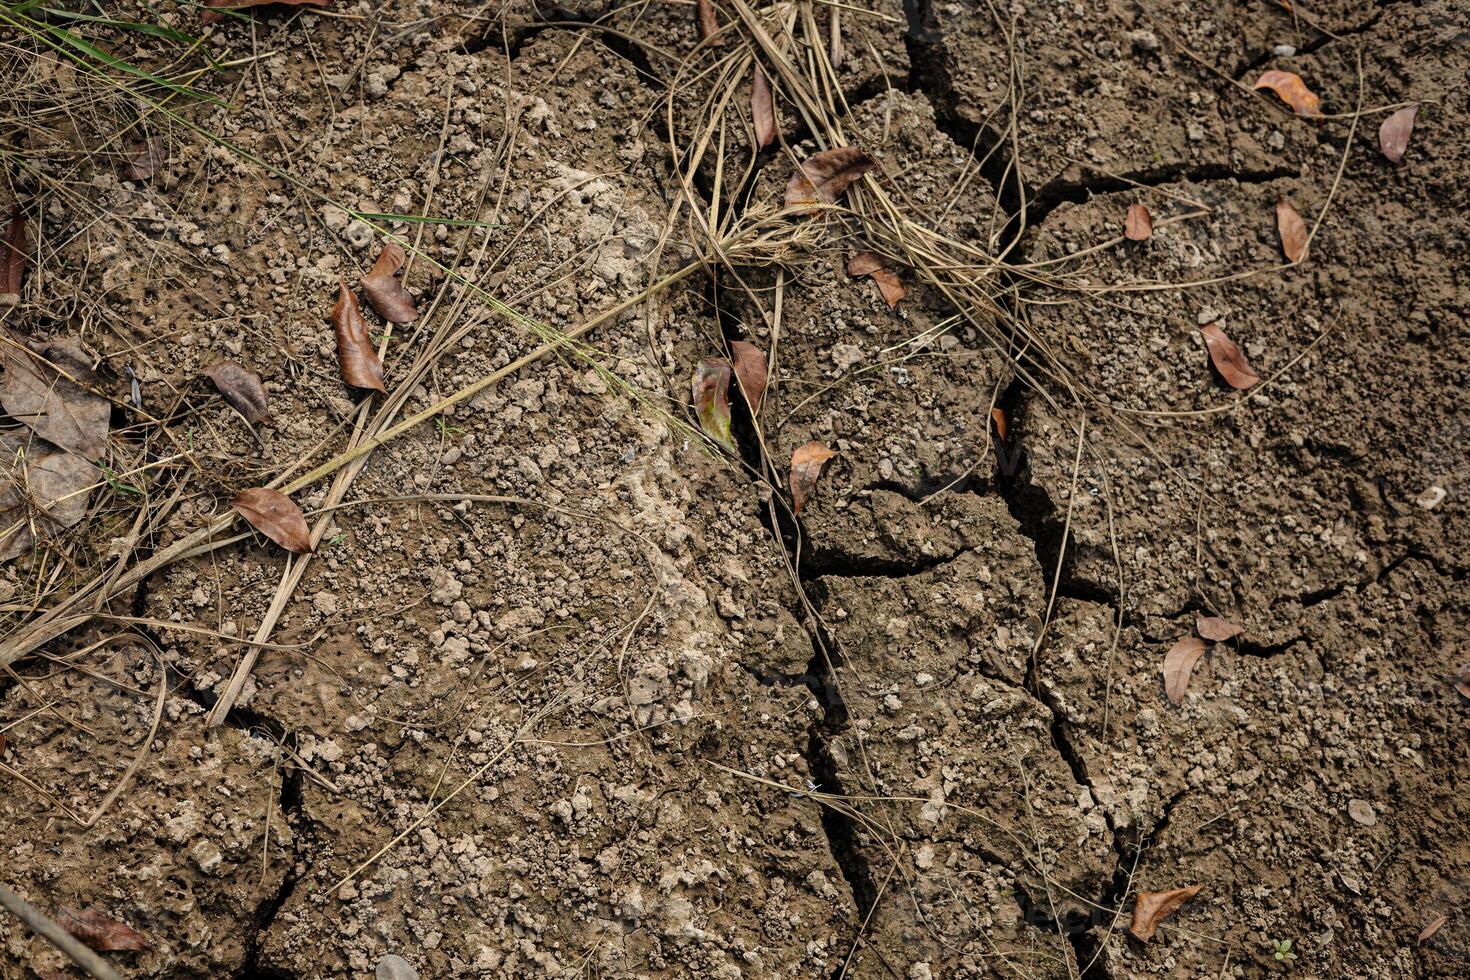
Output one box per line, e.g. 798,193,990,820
99,463,142,496
1270,938,1296,964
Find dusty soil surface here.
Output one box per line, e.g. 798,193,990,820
1,0,1467,978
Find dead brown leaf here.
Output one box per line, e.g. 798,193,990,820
695,0,723,45
0,340,110,458
790,441,837,514
360,242,417,323
990,407,1008,441
846,251,906,307
56,906,148,952
1455,664,1470,703
2,208,26,296
1276,198,1309,263
785,147,876,216
1253,70,1322,116
1419,914,1448,943
1196,615,1243,642
1198,323,1260,390
691,358,734,451
1378,104,1418,166
122,136,167,181
752,65,777,150
203,360,271,425
202,0,329,24
730,341,767,414
1124,202,1152,241
1162,635,1207,706
331,279,386,392
1129,885,1201,941
232,487,313,554
0,432,96,560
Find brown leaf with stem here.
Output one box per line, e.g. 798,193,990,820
1419,914,1448,943
1129,885,1202,941
1196,615,1243,641
1162,635,1207,706
1198,323,1260,390
846,251,906,308
331,278,386,392
232,487,313,554
1276,198,1309,263
1253,70,1322,116
790,441,837,514
695,0,723,45
0,340,110,458
730,341,767,414
691,358,735,451
122,136,167,180
785,146,876,216
202,0,329,24
2,208,26,296
360,242,417,323
1378,104,1418,166
1124,203,1152,241
57,906,148,952
203,361,271,425
751,65,777,150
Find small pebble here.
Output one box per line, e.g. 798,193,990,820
376,954,418,980
1416,485,1446,510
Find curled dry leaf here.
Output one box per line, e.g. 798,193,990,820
751,65,777,150
0,340,110,458
360,242,417,323
2,208,26,296
1276,198,1309,264
1124,202,1153,241
1419,914,1448,943
1378,103,1418,166
846,251,906,308
1253,70,1322,117
785,146,876,216
695,0,723,45
57,906,148,952
203,361,271,425
1196,615,1243,642
691,358,735,451
790,441,837,514
990,407,1008,441
1129,885,1202,941
122,136,167,180
729,341,767,414
232,487,313,554
1162,634,1207,706
202,0,330,24
1198,323,1260,390
331,279,386,392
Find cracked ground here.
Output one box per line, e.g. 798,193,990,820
1,0,1467,977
